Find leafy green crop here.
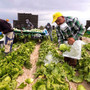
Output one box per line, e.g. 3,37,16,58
77,84,86,90
0,41,36,90
76,43,90,82
17,82,27,89
25,78,34,84
37,40,64,66
59,44,71,52
33,63,70,90
0,34,3,39
72,75,83,83
83,33,90,38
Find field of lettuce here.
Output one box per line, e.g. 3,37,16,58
0,31,90,90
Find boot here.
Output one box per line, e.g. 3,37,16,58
69,58,77,67
64,57,77,67
64,57,70,64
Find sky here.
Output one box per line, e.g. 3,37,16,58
0,0,90,27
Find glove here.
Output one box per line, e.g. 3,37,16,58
0,32,2,35
68,37,75,45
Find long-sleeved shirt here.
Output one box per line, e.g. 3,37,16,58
45,24,52,33
56,16,86,44
0,19,13,34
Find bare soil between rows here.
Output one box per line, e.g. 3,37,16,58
16,43,40,90
15,37,90,90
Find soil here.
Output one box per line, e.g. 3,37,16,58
14,45,21,51
60,36,90,90
15,37,90,90
69,71,90,90
69,81,90,90
16,43,40,90
82,37,90,43
66,36,90,90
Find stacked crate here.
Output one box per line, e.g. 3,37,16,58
13,13,38,29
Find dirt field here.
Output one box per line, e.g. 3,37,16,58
16,37,90,90
67,37,90,90
16,43,40,90
69,78,90,90
82,37,90,43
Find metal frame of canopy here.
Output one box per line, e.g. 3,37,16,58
14,30,46,42
14,30,45,36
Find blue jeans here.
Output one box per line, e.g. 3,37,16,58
5,31,15,53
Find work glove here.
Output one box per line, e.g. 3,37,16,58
67,37,75,45
0,32,2,35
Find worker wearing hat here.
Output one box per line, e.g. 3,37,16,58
45,23,53,41
6,19,9,22
52,12,86,66
0,19,14,55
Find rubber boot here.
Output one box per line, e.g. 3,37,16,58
69,58,77,67
64,57,70,64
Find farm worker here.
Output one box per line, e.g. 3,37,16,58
43,28,49,39
6,19,9,22
26,19,34,30
45,23,53,41
52,12,86,66
0,19,15,55
6,19,12,27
